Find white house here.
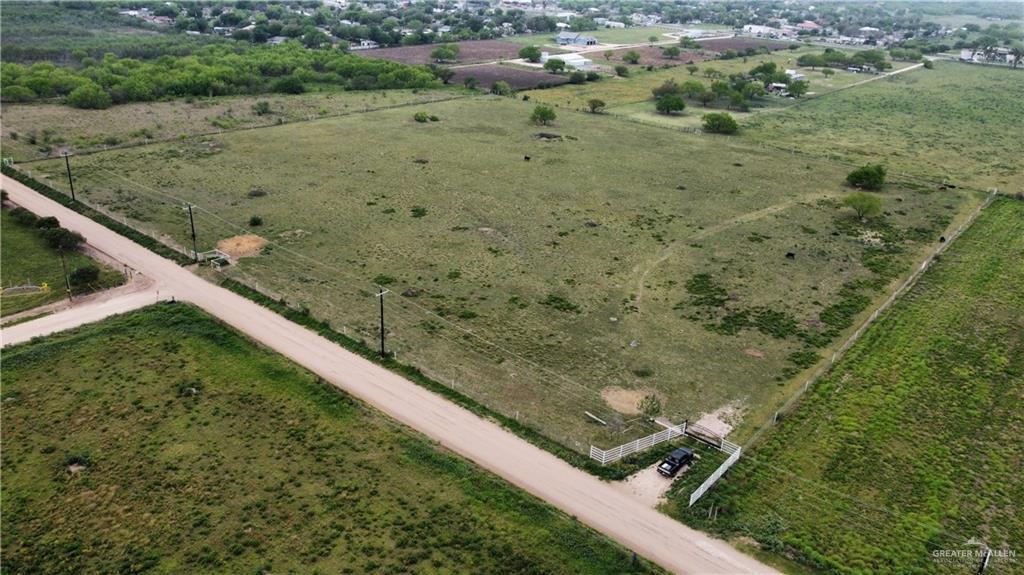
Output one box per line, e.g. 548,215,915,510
785,69,806,81
541,51,592,70
605,21,626,28
743,24,781,38
351,39,380,50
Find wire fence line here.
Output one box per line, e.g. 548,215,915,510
743,187,999,450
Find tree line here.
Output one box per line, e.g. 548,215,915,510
1,43,439,109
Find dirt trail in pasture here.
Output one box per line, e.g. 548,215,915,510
632,191,829,308
3,175,779,575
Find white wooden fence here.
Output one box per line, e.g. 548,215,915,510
588,422,687,465
689,446,742,507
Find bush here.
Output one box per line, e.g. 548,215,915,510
66,81,111,109
35,216,60,229
846,164,887,190
702,112,739,134
253,101,271,115
42,227,85,250
491,80,512,96
413,111,429,123
530,104,556,126
585,71,600,81
614,65,629,77
569,71,586,84
842,192,883,220
69,265,100,288
271,76,305,94
249,215,263,226
518,45,542,63
655,94,686,115
10,206,39,226
2,85,37,103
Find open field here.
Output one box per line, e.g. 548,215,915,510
742,61,1024,192
29,95,977,450
363,39,548,65
601,46,708,67
1,303,665,574
0,89,462,162
505,26,677,47
0,208,122,317
697,37,792,52
668,197,1024,574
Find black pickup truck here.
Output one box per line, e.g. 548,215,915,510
657,447,694,478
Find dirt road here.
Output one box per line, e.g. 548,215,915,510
1,175,778,575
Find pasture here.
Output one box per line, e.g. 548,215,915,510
506,26,677,47
0,303,663,574
0,208,122,317
742,61,1024,192
669,197,1024,574
28,95,976,450
363,39,545,65
0,89,461,162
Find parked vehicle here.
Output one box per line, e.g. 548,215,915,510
657,447,694,478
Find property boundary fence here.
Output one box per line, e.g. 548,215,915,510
588,422,687,465
744,188,999,449
689,446,741,507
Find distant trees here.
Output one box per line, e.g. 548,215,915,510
430,43,460,62
846,164,887,190
69,265,100,289
271,76,305,94
542,58,566,74
622,50,641,64
569,71,586,84
491,80,512,95
661,46,681,59
655,94,686,115
530,104,556,125
843,192,882,221
614,65,629,77
702,112,738,134
519,45,542,63
587,98,606,113
788,80,809,98
66,81,111,109
2,44,440,108
686,64,699,75
429,65,455,84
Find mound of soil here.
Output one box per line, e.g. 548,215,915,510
217,234,268,259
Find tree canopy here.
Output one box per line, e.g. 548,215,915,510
846,164,887,190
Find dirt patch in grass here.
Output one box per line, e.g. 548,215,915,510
697,37,791,52
694,401,745,437
602,386,660,415
217,234,267,258
363,40,550,65
602,46,707,67
450,64,570,90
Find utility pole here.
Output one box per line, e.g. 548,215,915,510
184,204,198,262
58,249,72,302
375,286,390,357
63,152,76,201
977,548,992,574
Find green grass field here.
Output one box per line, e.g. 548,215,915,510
0,89,463,162
28,94,976,450
742,61,1024,192
667,197,1024,574
506,26,677,47
1,208,123,317
1,303,665,574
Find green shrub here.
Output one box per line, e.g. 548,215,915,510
69,265,100,288
846,164,887,190
66,81,111,109
702,112,739,134
413,111,429,123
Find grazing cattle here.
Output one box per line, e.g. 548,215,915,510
524,155,531,161
939,236,946,243
786,252,796,260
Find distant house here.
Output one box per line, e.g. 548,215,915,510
351,39,380,50
541,51,592,70
605,21,626,29
785,69,806,81
797,20,820,31
743,24,781,38
213,26,234,36
556,31,597,46
267,36,289,45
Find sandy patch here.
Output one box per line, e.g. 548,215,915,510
217,234,267,259
613,465,678,507
67,463,86,474
744,348,765,359
601,386,660,415
694,401,746,438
